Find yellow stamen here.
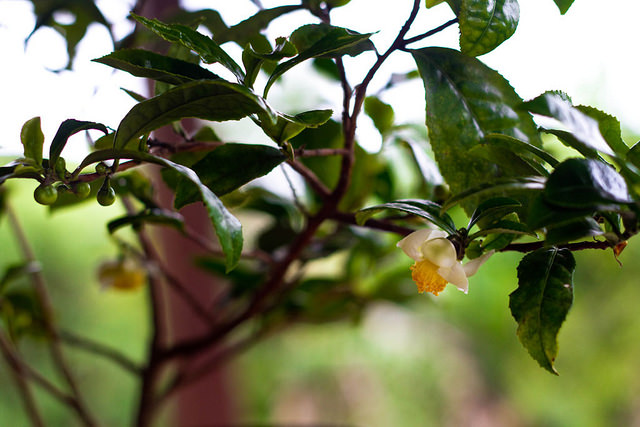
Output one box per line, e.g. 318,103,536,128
410,259,448,296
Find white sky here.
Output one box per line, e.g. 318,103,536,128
1,0,639,160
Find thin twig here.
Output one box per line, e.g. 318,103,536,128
402,18,459,46
502,240,612,253
0,331,45,427
286,160,331,198
59,330,142,376
6,204,98,427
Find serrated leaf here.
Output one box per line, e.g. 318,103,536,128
520,91,614,156
576,105,628,156
459,0,520,57
468,197,521,229
412,47,541,213
356,199,456,234
20,117,44,165
264,24,373,96
132,13,245,82
107,209,184,234
553,0,575,14
94,49,220,85
510,248,575,374
50,120,108,166
260,109,333,145
113,80,273,150
364,96,395,136
78,149,243,271
172,143,287,209
544,158,632,209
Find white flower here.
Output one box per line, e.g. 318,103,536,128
397,229,493,296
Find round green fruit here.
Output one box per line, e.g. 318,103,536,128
97,179,116,206
73,182,91,199
34,184,58,205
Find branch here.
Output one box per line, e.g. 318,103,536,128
0,330,45,427
502,240,612,253
402,18,459,46
6,204,98,427
59,330,142,376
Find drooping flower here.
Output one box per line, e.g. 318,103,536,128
397,229,493,296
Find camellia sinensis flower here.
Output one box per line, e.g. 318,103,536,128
397,229,493,296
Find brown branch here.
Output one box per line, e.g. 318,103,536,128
287,160,331,198
402,18,459,46
294,148,349,157
502,240,612,253
329,211,413,236
0,330,45,427
6,204,98,427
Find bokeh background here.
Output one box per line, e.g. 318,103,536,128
2,0,640,426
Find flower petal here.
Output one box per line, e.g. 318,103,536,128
397,229,435,261
463,250,494,277
421,237,457,268
438,263,469,293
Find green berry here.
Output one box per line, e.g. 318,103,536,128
97,178,116,206
73,182,91,199
54,157,67,179
95,162,109,175
34,184,58,205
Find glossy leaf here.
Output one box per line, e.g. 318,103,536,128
520,91,614,156
260,109,333,145
412,47,541,212
577,106,628,156
364,96,395,136
544,158,632,209
78,149,243,271
527,195,594,230
50,120,109,167
107,209,185,234
484,133,559,167
20,117,44,165
545,217,602,246
356,199,456,234
132,14,245,82
459,0,520,57
510,248,575,374
442,176,546,212
265,24,373,96
172,143,286,209
553,0,575,14
425,0,447,7
94,49,220,85
468,197,521,229
221,6,303,46
114,80,273,149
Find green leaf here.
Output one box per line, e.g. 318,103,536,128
356,199,457,234
364,96,395,136
442,176,546,212
0,165,18,185
459,0,520,57
114,80,273,150
520,91,614,156
412,47,541,212
107,209,184,234
171,143,287,209
541,128,603,160
132,13,245,82
544,158,632,209
510,248,575,374
20,117,44,165
264,24,373,96
483,133,559,167
425,0,447,7
93,49,220,85
576,105,628,156
553,0,575,14
545,217,602,246
27,0,110,69
468,197,521,229
259,109,333,145
78,149,243,271
527,195,593,230
50,120,108,167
